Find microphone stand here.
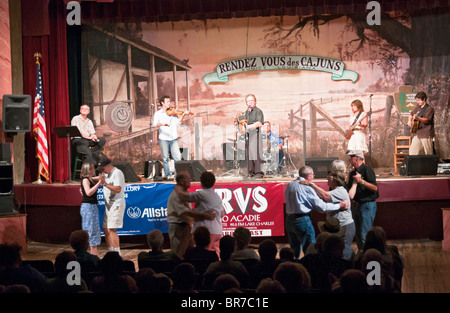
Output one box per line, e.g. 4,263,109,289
368,94,373,167
148,102,155,180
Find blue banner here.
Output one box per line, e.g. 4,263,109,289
97,183,174,236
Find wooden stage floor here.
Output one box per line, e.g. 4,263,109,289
21,238,450,293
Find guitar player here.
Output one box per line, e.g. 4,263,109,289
407,91,435,155
345,99,368,153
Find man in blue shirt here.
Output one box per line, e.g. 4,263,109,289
285,166,350,259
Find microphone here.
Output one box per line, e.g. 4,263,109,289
369,94,373,97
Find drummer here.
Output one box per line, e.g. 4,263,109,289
264,121,284,173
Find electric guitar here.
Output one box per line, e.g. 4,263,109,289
344,112,367,140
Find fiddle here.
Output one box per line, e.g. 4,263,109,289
166,107,194,116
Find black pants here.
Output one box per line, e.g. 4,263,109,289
245,131,263,176
72,137,106,164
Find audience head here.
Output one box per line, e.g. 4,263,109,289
256,278,286,293
0,243,22,269
323,234,345,259
314,232,331,254
176,171,191,188
200,171,216,189
334,269,367,293
69,230,90,252
54,251,77,277
361,248,383,272
99,251,123,277
233,227,252,250
258,239,278,263
363,226,388,254
193,226,211,248
279,247,295,261
146,229,164,251
172,263,197,292
273,262,311,293
149,273,173,293
135,268,156,293
219,235,235,260
213,274,240,293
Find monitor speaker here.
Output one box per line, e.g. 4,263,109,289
0,143,11,162
112,162,140,182
0,162,13,195
0,195,14,215
2,94,32,132
175,160,206,181
305,157,339,178
401,155,438,176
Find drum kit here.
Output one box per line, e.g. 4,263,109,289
220,115,295,178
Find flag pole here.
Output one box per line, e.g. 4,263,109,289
32,52,46,185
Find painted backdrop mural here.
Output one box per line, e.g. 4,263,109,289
82,12,449,176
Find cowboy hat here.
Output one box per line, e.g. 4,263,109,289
318,217,346,237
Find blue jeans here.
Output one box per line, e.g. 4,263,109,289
159,139,181,177
353,201,377,249
285,214,316,259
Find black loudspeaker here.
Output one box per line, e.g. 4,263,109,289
0,195,14,215
175,160,206,181
112,162,140,182
2,94,32,132
305,157,338,178
0,143,11,162
144,161,162,178
0,163,13,195
401,155,438,176
222,143,246,170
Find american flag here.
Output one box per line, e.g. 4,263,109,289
32,61,49,180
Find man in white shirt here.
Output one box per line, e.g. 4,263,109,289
71,105,106,164
153,96,189,179
97,155,126,255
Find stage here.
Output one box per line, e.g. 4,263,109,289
8,173,449,244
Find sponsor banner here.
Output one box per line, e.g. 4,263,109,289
98,183,174,236
97,182,285,237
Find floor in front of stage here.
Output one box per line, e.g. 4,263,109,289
21,239,450,293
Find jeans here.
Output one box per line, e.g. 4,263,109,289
285,214,316,259
353,201,377,249
159,139,181,177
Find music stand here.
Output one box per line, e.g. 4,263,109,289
54,126,81,184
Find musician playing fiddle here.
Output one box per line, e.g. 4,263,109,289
153,95,190,179
345,99,368,153
407,91,434,155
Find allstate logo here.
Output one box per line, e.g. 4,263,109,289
127,207,141,219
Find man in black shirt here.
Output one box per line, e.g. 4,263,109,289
244,94,264,178
347,150,379,249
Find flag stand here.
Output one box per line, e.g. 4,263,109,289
32,163,46,184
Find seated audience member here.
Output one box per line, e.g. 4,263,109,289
360,248,397,293
279,247,295,263
0,243,46,293
231,227,259,261
273,262,311,293
330,269,368,293
256,278,287,293
135,267,156,293
299,234,351,292
69,230,100,270
90,251,137,293
352,226,404,291
213,273,241,293
202,235,249,290
249,239,279,288
45,251,88,293
184,226,219,274
172,263,198,293
304,232,330,256
138,229,181,272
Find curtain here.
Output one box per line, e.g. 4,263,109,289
22,0,70,183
